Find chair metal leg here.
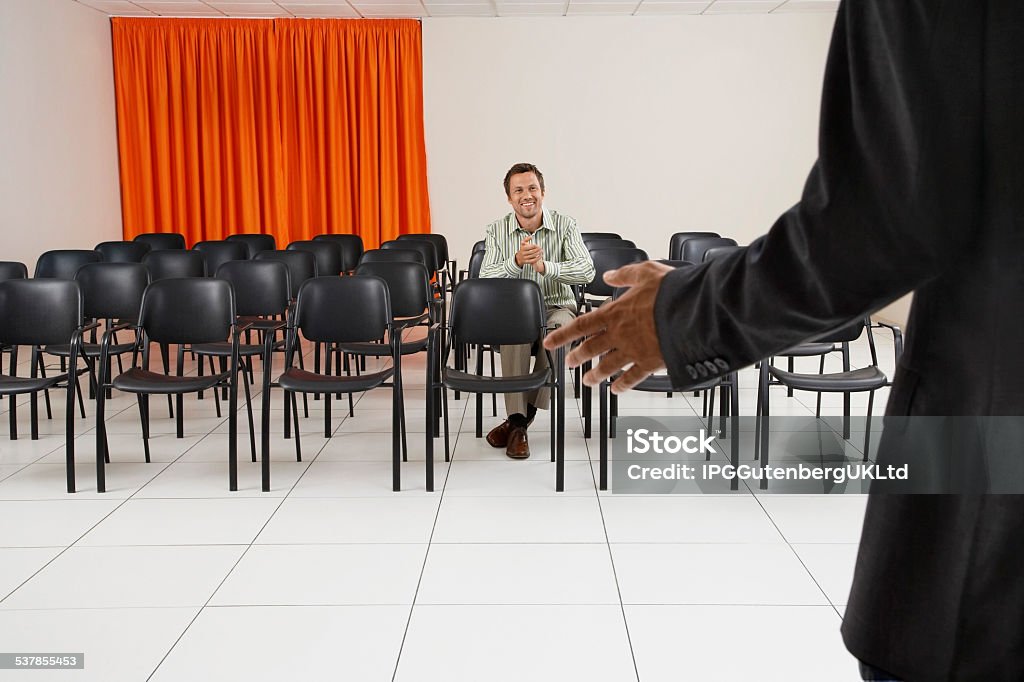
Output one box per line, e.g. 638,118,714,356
65,354,78,494
7,346,17,440
228,366,238,493
29,348,40,440
291,392,302,461
863,391,875,462
599,378,608,491
729,374,740,491
161,343,173,417
555,346,565,493
138,395,151,463
36,351,53,421
241,359,256,463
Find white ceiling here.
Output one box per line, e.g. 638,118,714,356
73,0,838,19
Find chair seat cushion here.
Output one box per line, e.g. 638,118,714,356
112,368,227,394
278,367,393,394
192,342,266,358
768,365,887,392
0,375,63,395
339,335,427,357
444,366,550,394
777,342,838,357
632,373,720,393
45,342,137,358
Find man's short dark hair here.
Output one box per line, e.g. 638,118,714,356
503,163,545,197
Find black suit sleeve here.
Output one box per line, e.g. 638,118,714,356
656,0,984,387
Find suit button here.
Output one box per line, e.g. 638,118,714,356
704,361,719,375
696,363,709,378
686,365,699,379
715,358,729,371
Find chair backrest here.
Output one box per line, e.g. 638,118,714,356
75,262,149,322
669,231,720,260
814,318,867,345
95,240,151,263
586,248,649,297
450,278,545,347
138,278,235,344
471,240,486,255
680,237,738,265
583,238,636,251
254,250,317,298
580,232,622,240
0,261,28,282
34,250,102,279
355,261,432,319
398,233,449,266
287,240,342,277
703,245,743,262
293,276,391,343
226,233,277,259
313,234,363,272
657,259,694,269
468,249,486,280
192,240,249,276
381,239,438,274
0,279,82,346
133,232,186,251
360,248,424,266
143,250,206,280
215,260,291,318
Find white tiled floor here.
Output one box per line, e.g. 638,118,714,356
0,336,896,680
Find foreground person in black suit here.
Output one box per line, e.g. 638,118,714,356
545,2,1024,679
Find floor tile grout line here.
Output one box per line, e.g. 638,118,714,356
144,493,293,681
389,383,469,681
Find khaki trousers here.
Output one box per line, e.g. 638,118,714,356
500,305,576,416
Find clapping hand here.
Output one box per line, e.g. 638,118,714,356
515,236,546,274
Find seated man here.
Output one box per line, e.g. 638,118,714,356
479,162,595,459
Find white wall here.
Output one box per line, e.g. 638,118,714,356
0,0,123,273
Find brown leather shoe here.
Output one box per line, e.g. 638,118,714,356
486,420,513,448
505,426,530,459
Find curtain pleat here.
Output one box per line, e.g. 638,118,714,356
111,18,430,249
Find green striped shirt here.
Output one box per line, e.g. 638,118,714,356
479,209,596,308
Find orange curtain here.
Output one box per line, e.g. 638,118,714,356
111,18,430,249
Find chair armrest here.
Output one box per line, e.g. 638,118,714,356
872,321,904,362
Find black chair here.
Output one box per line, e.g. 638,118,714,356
44,263,149,405
593,288,739,491
288,240,342,277
192,261,291,463
429,278,565,491
34,250,102,279
669,231,720,261
471,239,486,254
457,242,487,284
580,232,622,240
582,238,636,251
754,318,896,489
95,278,249,493
398,233,452,289
351,261,437,458
227,233,276,259
262,276,406,492
193,240,248,277
0,262,28,375
0,262,28,282
360,248,424,266
254,250,317,300
703,245,743,262
313,234,363,273
95,241,151,263
382,240,440,282
0,279,93,492
680,237,738,265
580,247,648,437
143,250,206,280
134,232,186,251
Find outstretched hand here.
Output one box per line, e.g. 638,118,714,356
543,261,673,393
